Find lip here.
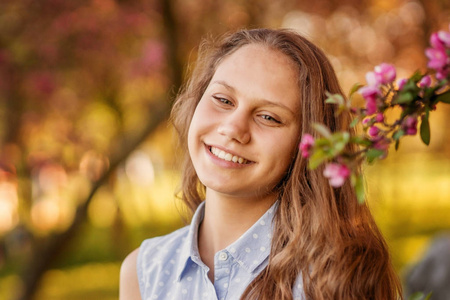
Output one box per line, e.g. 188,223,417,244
204,144,254,168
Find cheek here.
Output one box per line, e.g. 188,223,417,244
274,133,300,169
187,100,208,151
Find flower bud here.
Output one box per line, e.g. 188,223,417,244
362,118,371,127
299,134,315,158
397,78,408,90
375,113,384,123
437,30,450,47
401,116,418,136
323,163,351,188
430,32,446,50
419,75,432,88
374,63,396,84
368,126,380,138
425,48,447,70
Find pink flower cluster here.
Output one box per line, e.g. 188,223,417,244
299,134,351,188
323,163,350,187
299,25,450,195
425,25,450,80
299,134,315,158
363,114,390,158
359,63,396,115
401,116,418,135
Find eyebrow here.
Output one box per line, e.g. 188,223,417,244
210,80,297,116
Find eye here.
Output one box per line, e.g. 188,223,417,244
212,95,234,106
260,114,281,124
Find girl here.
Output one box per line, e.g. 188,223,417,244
120,28,402,300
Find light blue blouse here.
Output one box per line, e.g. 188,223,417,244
137,201,305,299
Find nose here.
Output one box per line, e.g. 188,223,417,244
217,111,251,144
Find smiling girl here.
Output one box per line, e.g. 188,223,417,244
120,28,402,300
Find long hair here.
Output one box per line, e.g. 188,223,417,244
171,28,402,300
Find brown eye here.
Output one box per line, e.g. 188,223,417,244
261,114,281,124
213,96,233,106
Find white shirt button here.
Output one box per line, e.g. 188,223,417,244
218,252,228,261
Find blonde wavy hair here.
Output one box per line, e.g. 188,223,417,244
171,28,402,300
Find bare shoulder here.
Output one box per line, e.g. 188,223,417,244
119,247,141,300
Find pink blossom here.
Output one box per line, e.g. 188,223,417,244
436,69,449,81
365,71,380,86
401,116,418,135
375,113,384,123
425,48,448,70
323,163,351,188
359,85,380,100
359,85,380,115
366,98,378,115
374,63,396,84
368,126,380,138
299,134,315,158
362,118,371,126
419,75,432,88
430,32,446,50
397,78,408,90
437,30,450,47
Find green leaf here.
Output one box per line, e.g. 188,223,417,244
409,70,423,83
396,92,414,104
350,117,360,128
408,292,424,300
408,292,433,300
420,117,430,145
333,141,347,155
351,136,372,146
395,139,400,151
312,123,332,139
308,150,328,170
366,149,385,163
314,138,331,147
353,174,365,204
436,90,450,104
348,83,364,98
392,129,405,141
330,132,350,154
325,93,345,105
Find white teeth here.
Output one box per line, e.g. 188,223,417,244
218,150,226,159
210,147,247,164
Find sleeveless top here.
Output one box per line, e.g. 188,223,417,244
137,201,305,299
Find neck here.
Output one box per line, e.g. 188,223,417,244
198,189,277,281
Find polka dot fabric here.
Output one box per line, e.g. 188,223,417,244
137,202,305,299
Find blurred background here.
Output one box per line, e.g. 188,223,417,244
0,0,449,299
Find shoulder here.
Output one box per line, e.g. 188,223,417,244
120,248,141,300
119,226,190,300
138,226,190,273
138,226,192,298
139,226,190,257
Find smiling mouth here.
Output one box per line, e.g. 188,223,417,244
208,146,251,164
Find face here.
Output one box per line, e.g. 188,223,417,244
187,44,301,202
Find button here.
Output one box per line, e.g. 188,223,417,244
218,252,228,261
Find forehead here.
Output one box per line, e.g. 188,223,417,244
210,44,301,110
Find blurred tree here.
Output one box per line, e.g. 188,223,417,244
0,0,182,299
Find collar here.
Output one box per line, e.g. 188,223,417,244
176,201,278,281
225,201,277,273
176,201,205,281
